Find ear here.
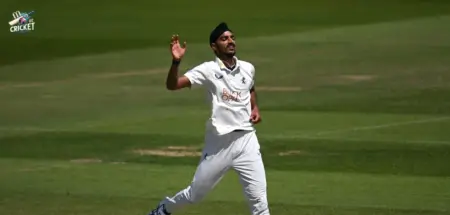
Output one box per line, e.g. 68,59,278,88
210,43,218,52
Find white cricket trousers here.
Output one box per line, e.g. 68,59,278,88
160,130,270,215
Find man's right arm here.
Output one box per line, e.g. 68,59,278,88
165,60,192,90
166,60,207,91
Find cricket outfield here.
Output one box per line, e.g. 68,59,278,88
1,0,450,214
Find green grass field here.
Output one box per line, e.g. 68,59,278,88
1,0,450,215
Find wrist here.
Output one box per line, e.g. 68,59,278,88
172,58,181,64
172,60,180,67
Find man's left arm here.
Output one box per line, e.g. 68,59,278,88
250,86,261,124
250,86,258,111
249,64,261,124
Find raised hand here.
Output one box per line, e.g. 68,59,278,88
170,34,186,61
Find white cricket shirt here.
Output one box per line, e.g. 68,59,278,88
184,56,256,135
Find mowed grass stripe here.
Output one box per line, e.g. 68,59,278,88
1,159,450,212
1,131,450,177
2,193,449,215
1,114,449,144
1,15,450,83
0,110,447,143
1,128,449,146
263,116,450,142
3,0,450,66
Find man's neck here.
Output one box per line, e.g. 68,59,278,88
219,56,236,69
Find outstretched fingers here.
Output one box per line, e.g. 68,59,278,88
173,34,180,43
170,34,179,48
170,34,187,49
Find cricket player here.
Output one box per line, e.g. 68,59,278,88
148,22,270,215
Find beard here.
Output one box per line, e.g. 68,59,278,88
224,51,235,58
223,44,236,57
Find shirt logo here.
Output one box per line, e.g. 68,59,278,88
241,77,246,84
9,10,35,33
214,73,223,79
221,88,241,102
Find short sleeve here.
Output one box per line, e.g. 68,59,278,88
184,63,208,87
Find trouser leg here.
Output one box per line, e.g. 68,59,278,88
232,131,270,215
159,132,232,214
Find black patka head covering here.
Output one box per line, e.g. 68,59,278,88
209,22,232,46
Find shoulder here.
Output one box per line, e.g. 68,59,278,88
202,61,218,69
237,60,255,75
187,61,215,74
237,60,254,70
194,61,218,71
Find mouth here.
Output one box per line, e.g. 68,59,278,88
227,44,235,51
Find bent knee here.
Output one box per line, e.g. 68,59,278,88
188,187,208,204
188,193,206,204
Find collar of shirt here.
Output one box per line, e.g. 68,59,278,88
215,56,240,75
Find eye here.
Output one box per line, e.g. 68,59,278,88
220,35,235,41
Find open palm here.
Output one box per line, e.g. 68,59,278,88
170,34,186,60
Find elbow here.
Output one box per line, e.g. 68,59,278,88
165,80,175,90
166,85,176,91
166,83,178,91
